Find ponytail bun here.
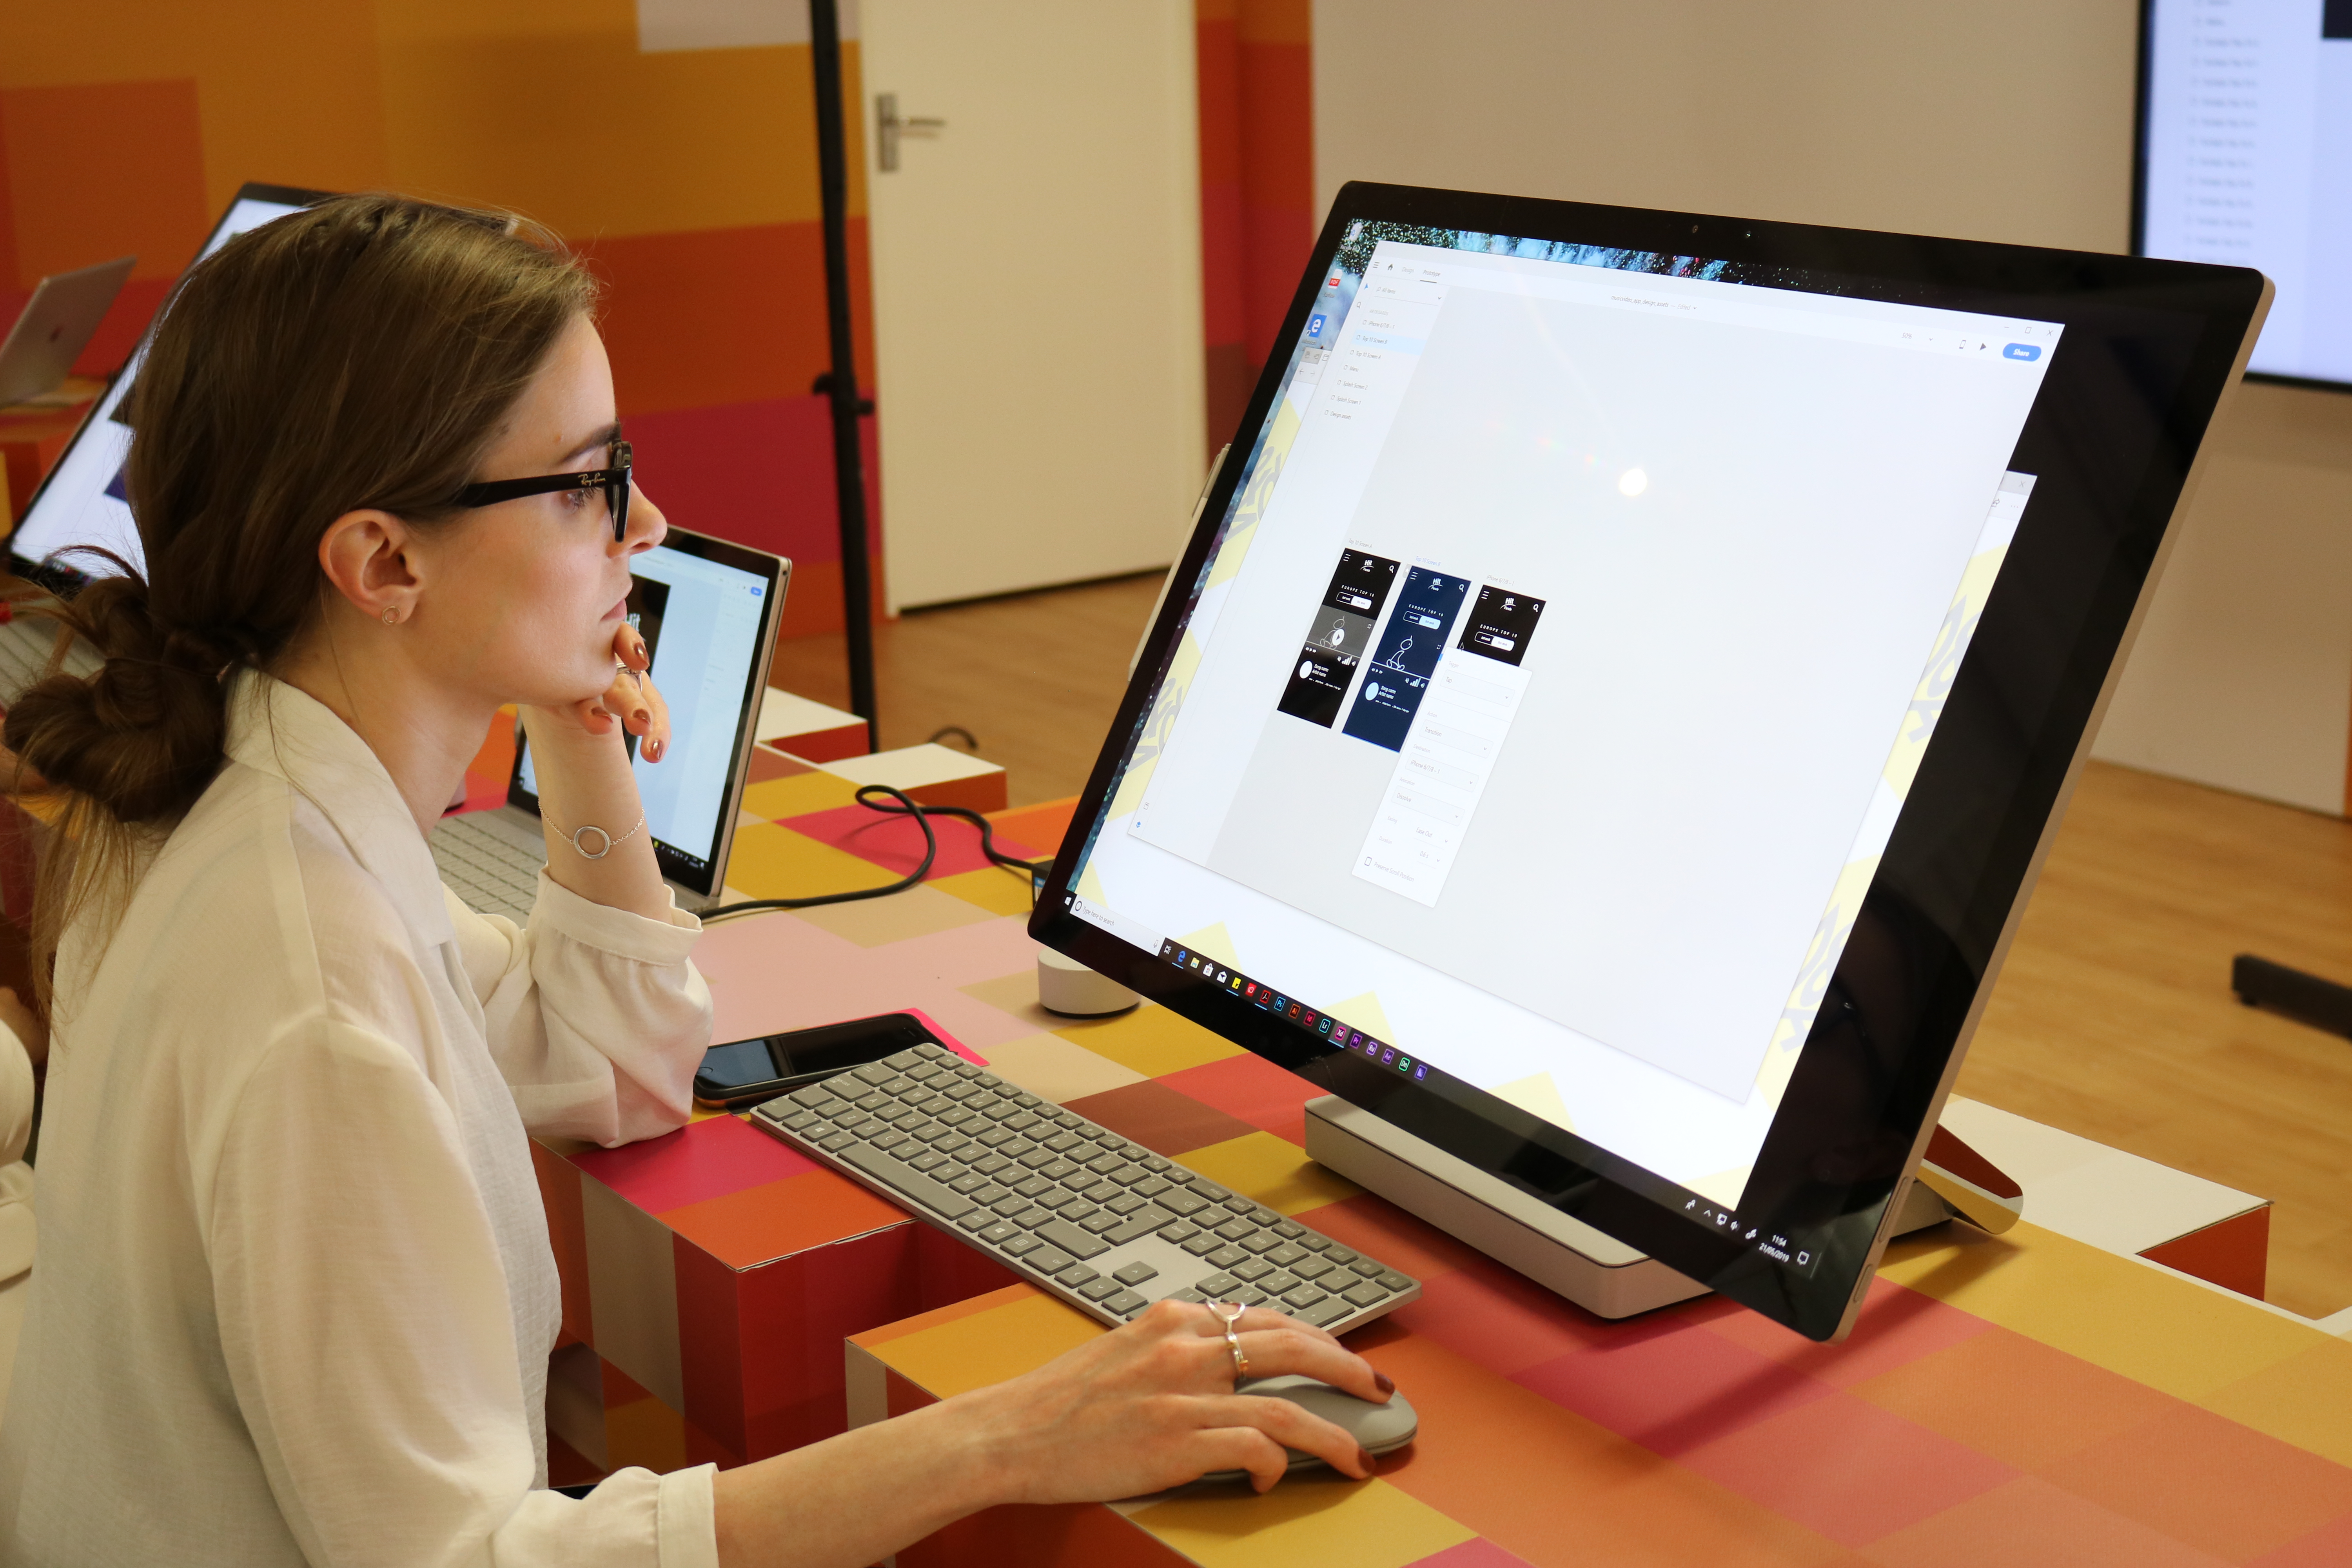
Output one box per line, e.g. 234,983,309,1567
4,574,242,824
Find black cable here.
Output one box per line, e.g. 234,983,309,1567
700,783,1050,923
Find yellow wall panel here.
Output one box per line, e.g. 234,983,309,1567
0,2,392,215
372,0,862,236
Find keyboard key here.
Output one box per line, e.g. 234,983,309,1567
1239,1233,1281,1255
989,1196,1027,1217
1378,1271,1413,1292
1077,1277,1121,1303
1165,1288,1207,1305
1016,1148,1057,1171
1103,1290,1148,1316
1267,1244,1307,1268
1291,1256,1334,1280
1214,1220,1254,1243
1133,1177,1172,1200
836,1145,977,1219
870,1130,908,1152
1158,1192,1208,1218
1029,1248,1073,1274
1142,1155,1172,1173
818,1131,856,1152
1013,1175,1053,1199
956,1211,991,1232
1045,1132,1086,1153
1039,1158,1080,1182
1259,1272,1301,1296
1000,1234,1040,1257
1038,1220,1110,1261
1301,1298,1351,1328
978,1221,1018,1244
1085,1152,1124,1176
1180,1233,1222,1257
1323,1246,1358,1266
1230,1259,1272,1282
1080,1181,1123,1204
1189,1179,1229,1201
1349,1258,1383,1278
973,1155,1014,1176
1273,1220,1305,1240
1105,1207,1175,1245
853,1063,894,1084
1158,1222,1199,1244
1230,1285,1269,1307
1112,1261,1158,1286
1221,1196,1255,1214
1057,1265,1098,1287
1079,1212,1122,1235
1105,1194,1147,1216
1196,1273,1240,1296
1281,1287,1326,1310
969,1185,1009,1206
1010,1206,1056,1229
1341,1281,1387,1308
1205,1245,1247,1269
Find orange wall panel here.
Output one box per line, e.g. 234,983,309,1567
588,220,874,419
0,79,210,287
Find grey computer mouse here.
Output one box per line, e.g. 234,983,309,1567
1198,1374,1419,1485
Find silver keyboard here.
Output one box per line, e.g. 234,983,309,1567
427,813,543,924
750,1040,1421,1330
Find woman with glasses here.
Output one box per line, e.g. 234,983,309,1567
0,195,1388,1568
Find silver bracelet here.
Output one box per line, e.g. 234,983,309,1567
543,809,646,860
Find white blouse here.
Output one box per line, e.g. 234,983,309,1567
0,673,721,1567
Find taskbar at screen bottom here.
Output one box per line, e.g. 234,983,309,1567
1148,936,1841,1284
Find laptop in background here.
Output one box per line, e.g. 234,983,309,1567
0,254,136,410
428,526,788,922
0,183,331,701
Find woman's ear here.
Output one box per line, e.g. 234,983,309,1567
316,508,423,625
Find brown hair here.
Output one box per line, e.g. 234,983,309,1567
4,193,599,1002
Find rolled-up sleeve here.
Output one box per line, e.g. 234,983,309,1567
447,871,713,1145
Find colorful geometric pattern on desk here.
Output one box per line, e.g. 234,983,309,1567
529,1113,1021,1479
549,785,2352,1563
848,1222,2352,1568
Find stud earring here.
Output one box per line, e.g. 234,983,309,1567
383,607,398,625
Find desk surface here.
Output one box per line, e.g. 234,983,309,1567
586,766,2352,1563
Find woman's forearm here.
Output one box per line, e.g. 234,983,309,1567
711,1397,1002,1568
518,710,672,921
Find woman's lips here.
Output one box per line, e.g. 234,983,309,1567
602,595,629,622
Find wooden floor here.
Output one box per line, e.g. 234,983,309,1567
773,575,2352,1319
771,573,1167,809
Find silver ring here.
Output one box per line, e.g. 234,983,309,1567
1207,1299,1250,1379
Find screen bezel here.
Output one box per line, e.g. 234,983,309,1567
2131,0,2349,397
1029,180,2268,1342
505,524,785,900
7,182,339,589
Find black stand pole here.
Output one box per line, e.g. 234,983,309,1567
808,0,880,752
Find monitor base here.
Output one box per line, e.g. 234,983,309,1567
1303,1096,2000,1320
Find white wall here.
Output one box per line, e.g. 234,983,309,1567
1314,0,2352,814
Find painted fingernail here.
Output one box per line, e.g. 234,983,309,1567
1374,1372,1395,1395
1356,1446,1376,1474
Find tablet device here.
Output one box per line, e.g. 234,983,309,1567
1030,182,2269,1341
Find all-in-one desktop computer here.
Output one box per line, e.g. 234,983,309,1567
1031,182,2267,1342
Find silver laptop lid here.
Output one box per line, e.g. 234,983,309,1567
0,254,136,408
508,525,788,901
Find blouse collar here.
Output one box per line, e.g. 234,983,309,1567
223,670,457,948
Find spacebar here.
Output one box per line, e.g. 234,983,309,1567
838,1145,975,1220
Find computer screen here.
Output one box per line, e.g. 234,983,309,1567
7,185,327,581
512,528,781,893
1035,185,2267,1341
2137,0,2352,388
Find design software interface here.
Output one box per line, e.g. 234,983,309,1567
1068,227,2059,1217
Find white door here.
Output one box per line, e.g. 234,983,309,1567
864,0,1205,610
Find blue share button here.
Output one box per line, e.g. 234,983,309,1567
2003,342,2042,361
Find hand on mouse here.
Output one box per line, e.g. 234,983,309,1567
536,621,670,762
951,1298,1397,1500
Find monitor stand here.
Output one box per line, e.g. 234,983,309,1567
1302,1096,2020,1320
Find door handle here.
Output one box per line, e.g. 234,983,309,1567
875,93,946,172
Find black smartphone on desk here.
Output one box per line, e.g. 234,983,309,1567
693,1012,948,1109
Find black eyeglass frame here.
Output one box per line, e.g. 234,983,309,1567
449,438,632,542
